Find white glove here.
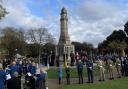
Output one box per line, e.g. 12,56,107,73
46,87,48,89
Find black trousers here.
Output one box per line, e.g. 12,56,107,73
71,59,75,66
125,64,128,76
59,77,62,84
87,69,93,83
66,74,70,84
121,65,125,76
78,70,83,84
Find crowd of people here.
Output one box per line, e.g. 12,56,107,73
59,51,128,85
0,50,128,89
0,57,48,89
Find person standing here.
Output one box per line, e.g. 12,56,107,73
36,67,48,89
75,52,80,64
42,50,48,66
30,62,36,76
77,60,83,84
58,65,63,84
97,59,105,81
22,60,27,75
108,59,114,80
70,51,75,66
81,51,87,65
63,53,68,67
10,61,19,77
0,63,6,89
120,56,125,76
7,72,21,89
65,64,70,84
86,58,93,83
25,60,32,85
17,61,23,78
27,60,32,73
124,56,128,76
115,57,121,78
49,51,55,66
56,55,59,67
27,76,36,89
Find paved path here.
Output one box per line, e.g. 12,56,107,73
21,65,120,89
47,73,121,89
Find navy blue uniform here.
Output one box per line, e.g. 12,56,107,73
0,70,6,89
36,72,47,89
86,59,93,83
77,61,83,84
10,65,19,77
30,65,36,75
23,63,27,74
58,65,62,84
17,63,23,77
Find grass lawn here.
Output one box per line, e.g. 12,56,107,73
47,66,102,78
60,77,128,89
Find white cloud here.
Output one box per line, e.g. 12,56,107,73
0,0,47,29
0,0,128,48
66,0,128,47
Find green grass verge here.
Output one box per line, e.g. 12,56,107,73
60,77,128,89
47,66,101,78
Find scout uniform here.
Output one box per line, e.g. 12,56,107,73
108,59,114,80
115,57,121,78
97,60,105,81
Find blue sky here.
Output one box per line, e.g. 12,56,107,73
0,0,128,47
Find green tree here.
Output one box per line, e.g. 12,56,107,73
107,30,126,42
72,41,94,54
108,41,127,56
0,0,8,20
43,43,55,53
124,21,128,36
26,43,41,58
98,28,128,55
108,41,120,55
0,27,27,56
98,40,110,54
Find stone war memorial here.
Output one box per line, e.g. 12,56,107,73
56,7,75,65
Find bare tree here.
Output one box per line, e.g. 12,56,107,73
27,27,54,63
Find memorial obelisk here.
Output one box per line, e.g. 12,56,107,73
56,7,75,65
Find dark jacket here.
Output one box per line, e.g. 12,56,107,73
27,76,36,89
86,60,93,70
65,67,70,76
7,77,21,89
77,61,83,70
